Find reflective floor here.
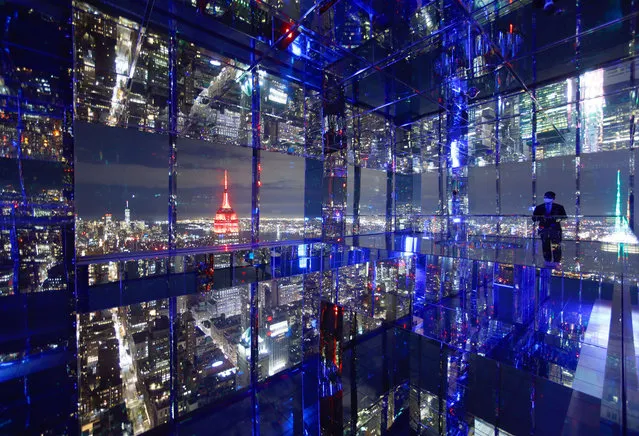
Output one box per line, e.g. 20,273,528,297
68,233,638,435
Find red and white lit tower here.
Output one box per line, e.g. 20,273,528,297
213,170,240,244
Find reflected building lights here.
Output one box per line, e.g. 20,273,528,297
4,1,639,435
213,170,240,246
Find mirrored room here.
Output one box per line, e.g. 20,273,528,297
0,0,638,434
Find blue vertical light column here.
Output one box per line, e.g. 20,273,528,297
441,7,472,431
574,0,582,248
14,89,27,206
11,88,25,296
385,78,396,237
445,9,471,211
440,8,470,226
531,9,539,235
249,2,262,433
445,74,469,238
321,72,347,242
251,61,261,245
167,0,179,424
629,0,637,233
438,112,446,217
495,95,501,217
9,205,19,297
352,81,362,245
65,4,78,430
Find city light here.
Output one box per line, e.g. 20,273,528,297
269,321,289,337
291,42,302,56
10,1,639,434
451,140,460,168
268,88,288,105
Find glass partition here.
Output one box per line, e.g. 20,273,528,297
75,122,169,255
76,238,638,434
500,161,532,214
468,166,497,215
78,301,170,433
6,0,639,434
74,2,169,132
176,138,252,248
260,152,305,242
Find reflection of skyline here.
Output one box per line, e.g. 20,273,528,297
7,1,639,435
77,119,636,221
75,122,306,220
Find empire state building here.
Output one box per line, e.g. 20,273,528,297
213,170,240,245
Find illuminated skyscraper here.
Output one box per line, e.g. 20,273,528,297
213,170,240,245
581,69,604,154
124,201,130,225
266,318,290,376
601,170,639,253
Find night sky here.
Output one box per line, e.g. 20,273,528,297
75,122,636,221
75,122,306,220
468,151,634,216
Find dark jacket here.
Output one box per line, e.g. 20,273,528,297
532,202,567,232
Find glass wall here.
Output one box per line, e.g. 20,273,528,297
176,138,253,248
260,153,306,242
74,2,169,132
4,0,639,434
73,1,319,259
500,161,533,214
402,5,638,241
70,0,420,432
0,3,76,434
409,61,638,239
75,123,169,255
468,166,497,215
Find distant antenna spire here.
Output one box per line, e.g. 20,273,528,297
222,170,231,209
615,169,622,232
126,200,129,208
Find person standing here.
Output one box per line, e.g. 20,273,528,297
532,191,567,265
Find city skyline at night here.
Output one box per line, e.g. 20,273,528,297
75,122,309,220
75,117,636,222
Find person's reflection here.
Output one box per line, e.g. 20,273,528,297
196,0,209,14
532,191,567,266
448,189,465,242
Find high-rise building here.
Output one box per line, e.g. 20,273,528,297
124,201,131,225
236,327,269,389
265,317,290,376
149,316,171,379
213,170,240,245
95,339,123,410
209,286,244,318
